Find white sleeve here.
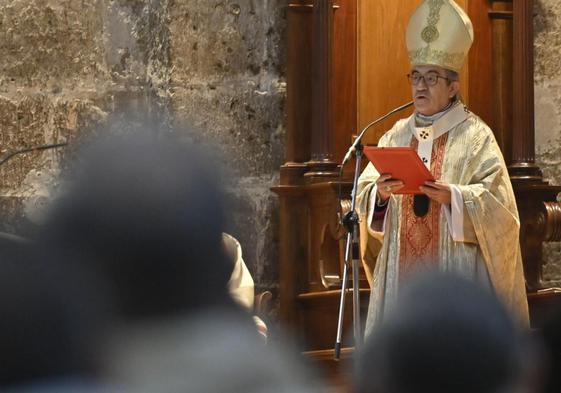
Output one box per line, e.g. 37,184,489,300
442,184,465,241
367,185,388,233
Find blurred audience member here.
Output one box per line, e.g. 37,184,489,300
538,304,561,393
39,129,320,392
356,271,527,393
0,238,107,392
41,131,232,321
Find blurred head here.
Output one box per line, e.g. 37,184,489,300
0,242,104,386
41,128,232,322
409,65,460,116
356,272,523,393
539,305,561,393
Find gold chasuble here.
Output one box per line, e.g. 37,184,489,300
356,102,529,335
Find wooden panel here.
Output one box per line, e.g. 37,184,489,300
467,0,493,127
489,2,513,160
332,0,358,162
277,192,310,327
528,290,561,329
298,289,369,350
357,0,420,145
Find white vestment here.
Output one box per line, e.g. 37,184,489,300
357,103,529,334
223,233,255,311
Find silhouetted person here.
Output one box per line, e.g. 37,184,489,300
0,240,106,391
356,272,525,393
39,128,321,392
537,304,561,393
41,130,232,321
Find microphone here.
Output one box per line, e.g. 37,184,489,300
341,101,414,166
0,142,67,167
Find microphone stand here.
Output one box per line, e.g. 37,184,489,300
334,101,413,360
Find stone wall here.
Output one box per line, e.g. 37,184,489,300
535,0,561,287
0,0,286,298
167,1,286,294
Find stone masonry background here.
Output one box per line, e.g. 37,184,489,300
0,0,286,311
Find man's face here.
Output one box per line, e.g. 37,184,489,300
410,66,460,116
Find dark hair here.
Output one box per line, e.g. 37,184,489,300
0,243,105,385
356,272,522,393
41,128,232,321
445,69,460,102
540,304,561,393
445,69,459,83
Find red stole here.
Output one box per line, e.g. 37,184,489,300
398,133,448,277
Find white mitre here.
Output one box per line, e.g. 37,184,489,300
406,0,474,72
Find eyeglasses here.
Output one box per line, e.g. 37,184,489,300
407,72,450,87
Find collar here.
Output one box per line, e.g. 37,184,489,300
416,101,454,125
408,101,469,142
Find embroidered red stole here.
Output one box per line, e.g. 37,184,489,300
398,133,448,277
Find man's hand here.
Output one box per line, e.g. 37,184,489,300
376,174,404,202
419,181,452,205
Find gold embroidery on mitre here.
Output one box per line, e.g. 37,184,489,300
421,0,445,44
421,25,439,43
426,0,445,25
409,46,466,72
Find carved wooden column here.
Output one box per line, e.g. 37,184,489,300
274,0,359,349
276,0,315,330
486,3,512,159
509,0,542,181
283,1,314,185
306,0,338,178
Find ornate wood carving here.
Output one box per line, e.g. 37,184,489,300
526,195,561,328
514,185,561,292
540,201,561,242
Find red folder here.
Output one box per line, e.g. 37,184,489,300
363,147,435,194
